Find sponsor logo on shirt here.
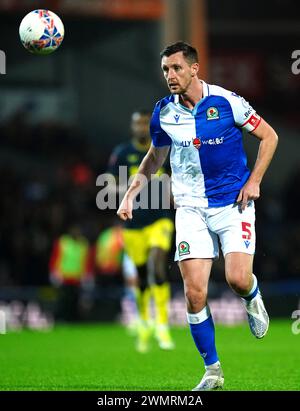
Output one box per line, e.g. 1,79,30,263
201,137,224,145
244,108,253,119
180,140,191,147
178,137,224,148
206,106,219,120
192,137,201,149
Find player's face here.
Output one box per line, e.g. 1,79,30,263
161,52,196,94
131,113,151,143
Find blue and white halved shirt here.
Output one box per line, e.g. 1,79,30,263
150,80,261,208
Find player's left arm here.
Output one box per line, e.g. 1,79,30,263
237,118,279,209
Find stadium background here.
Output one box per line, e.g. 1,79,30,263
0,0,300,391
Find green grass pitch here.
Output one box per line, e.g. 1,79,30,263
0,320,299,391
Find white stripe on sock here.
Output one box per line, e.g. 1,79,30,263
243,274,258,298
187,306,211,324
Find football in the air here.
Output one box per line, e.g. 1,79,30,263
19,9,64,55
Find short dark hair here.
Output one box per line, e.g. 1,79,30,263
160,41,198,64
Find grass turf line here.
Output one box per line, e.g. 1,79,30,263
0,320,298,391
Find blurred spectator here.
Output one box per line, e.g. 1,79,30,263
0,104,102,287
92,220,124,287
49,223,92,322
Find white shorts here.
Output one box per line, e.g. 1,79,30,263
175,202,256,261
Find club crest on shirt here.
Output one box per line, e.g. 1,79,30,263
206,107,219,120
192,137,201,149
178,241,190,256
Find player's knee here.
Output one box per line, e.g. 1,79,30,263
185,287,207,311
226,271,252,294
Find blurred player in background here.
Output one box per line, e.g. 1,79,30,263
121,250,139,332
108,110,175,352
117,42,278,389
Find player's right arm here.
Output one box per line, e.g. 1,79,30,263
226,91,278,210
117,144,170,221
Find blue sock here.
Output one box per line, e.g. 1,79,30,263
187,306,219,366
241,274,258,301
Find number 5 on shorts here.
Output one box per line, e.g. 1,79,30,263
241,222,252,240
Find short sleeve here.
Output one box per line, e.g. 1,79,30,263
150,102,172,147
228,92,261,132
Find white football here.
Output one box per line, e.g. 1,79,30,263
19,9,64,55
